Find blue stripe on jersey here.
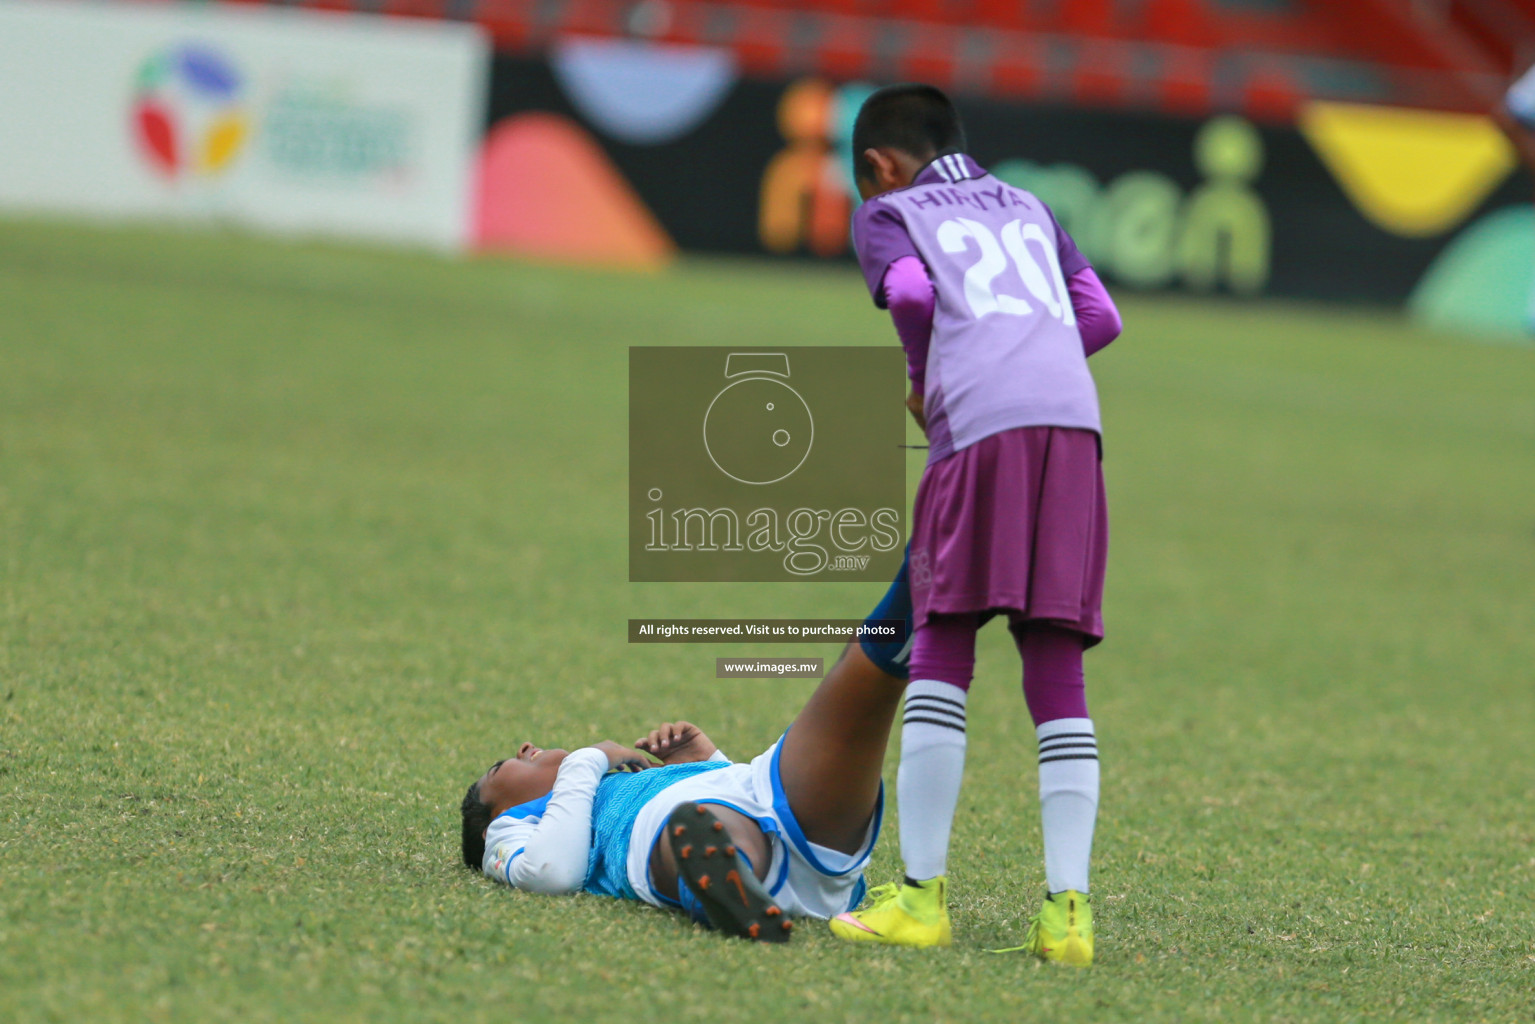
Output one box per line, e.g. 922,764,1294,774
767,731,883,876
504,847,525,883
497,793,552,821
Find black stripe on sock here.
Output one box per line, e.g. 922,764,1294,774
904,707,966,726
1038,752,1100,764
904,700,966,721
1038,740,1096,753
1038,732,1095,741
902,715,968,733
905,693,966,711
906,695,966,710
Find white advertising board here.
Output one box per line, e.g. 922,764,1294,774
0,0,488,250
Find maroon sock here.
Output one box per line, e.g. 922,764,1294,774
1013,623,1089,725
908,613,979,690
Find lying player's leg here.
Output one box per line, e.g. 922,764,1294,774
630,549,912,905
616,568,911,936
648,800,772,900
638,637,906,939
775,641,904,852
640,550,905,928
775,547,913,855
829,612,976,948
659,802,792,942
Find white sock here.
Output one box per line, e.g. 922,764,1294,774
1037,717,1099,894
898,680,968,881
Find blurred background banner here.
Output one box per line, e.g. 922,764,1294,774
483,53,1531,312
3,0,1530,332
0,0,489,250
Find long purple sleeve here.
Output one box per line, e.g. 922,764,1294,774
881,255,936,394
1068,266,1122,357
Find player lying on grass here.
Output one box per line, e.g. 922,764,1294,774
457,616,913,941
459,563,1094,956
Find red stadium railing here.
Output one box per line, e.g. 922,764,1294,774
211,0,1526,116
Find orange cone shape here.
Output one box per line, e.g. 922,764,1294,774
474,113,675,269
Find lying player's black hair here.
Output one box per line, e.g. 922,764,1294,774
460,779,494,871
851,83,966,186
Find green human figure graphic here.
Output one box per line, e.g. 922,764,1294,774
1179,115,1271,295
1105,170,1183,289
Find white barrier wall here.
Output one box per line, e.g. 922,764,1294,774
0,0,488,250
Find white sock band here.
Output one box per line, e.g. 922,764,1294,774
1037,717,1099,894
898,680,968,881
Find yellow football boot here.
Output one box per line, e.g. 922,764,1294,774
829,877,952,948
994,890,1093,965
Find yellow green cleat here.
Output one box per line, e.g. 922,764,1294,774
829,877,952,948
993,890,1093,966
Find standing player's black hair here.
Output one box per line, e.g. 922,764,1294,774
460,779,494,870
851,84,967,186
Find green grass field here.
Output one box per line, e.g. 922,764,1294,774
1,217,1532,1023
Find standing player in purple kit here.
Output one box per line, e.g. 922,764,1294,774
828,85,1123,962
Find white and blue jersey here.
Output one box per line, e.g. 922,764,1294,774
482,739,881,920
589,760,731,897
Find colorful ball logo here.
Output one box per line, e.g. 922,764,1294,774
131,45,248,179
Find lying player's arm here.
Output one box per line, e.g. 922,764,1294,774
635,721,728,765
1068,267,1122,357
502,742,653,893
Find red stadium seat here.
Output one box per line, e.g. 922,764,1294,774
1243,65,1302,123
206,0,1498,117
1158,46,1214,118
1071,39,1127,108
988,36,1045,99
817,18,875,79
1141,0,1220,48
1056,0,1113,37
899,28,959,90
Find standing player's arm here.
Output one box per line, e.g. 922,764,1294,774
905,391,926,432
852,201,930,430
1068,267,1123,358
883,256,935,434
883,256,936,395
1045,202,1121,357
501,744,646,893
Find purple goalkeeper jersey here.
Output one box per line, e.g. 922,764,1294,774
852,152,1099,462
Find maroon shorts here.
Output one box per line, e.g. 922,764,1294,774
908,425,1108,645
